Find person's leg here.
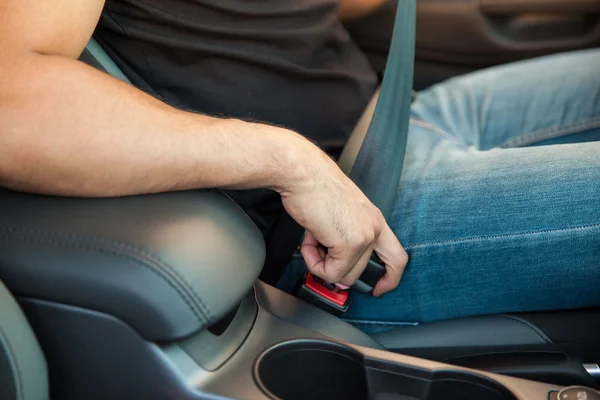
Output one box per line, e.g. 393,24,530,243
344,49,600,333
409,48,600,149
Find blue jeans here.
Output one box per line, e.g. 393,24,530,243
279,48,600,333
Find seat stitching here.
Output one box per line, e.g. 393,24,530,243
405,223,600,250
0,227,212,321
499,315,551,344
350,317,551,348
497,115,600,148
0,231,209,325
0,232,206,324
0,233,206,324
343,319,419,327
0,325,23,400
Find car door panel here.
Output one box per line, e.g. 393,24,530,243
346,0,600,89
416,0,600,87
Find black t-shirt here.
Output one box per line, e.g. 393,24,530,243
95,0,378,236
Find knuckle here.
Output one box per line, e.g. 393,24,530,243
306,263,319,274
331,269,347,282
322,267,345,283
373,207,385,221
340,276,357,287
349,237,365,251
369,210,385,235
372,207,385,222
399,249,409,266
352,230,375,249
365,229,376,243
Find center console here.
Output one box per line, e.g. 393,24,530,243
1,189,597,400
16,281,570,400
163,282,566,400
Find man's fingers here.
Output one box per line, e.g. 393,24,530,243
339,247,373,287
300,231,327,277
317,246,327,259
335,283,351,290
301,230,366,283
300,223,405,292
372,225,408,296
373,270,399,297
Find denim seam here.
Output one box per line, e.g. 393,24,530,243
405,223,600,250
0,227,211,324
497,115,600,148
0,325,23,400
409,118,462,144
499,315,551,344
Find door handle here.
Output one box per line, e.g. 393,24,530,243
478,0,600,44
479,0,600,14
487,13,595,42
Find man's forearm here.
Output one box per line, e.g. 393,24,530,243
0,53,318,197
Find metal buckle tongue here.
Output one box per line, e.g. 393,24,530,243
294,273,349,316
352,255,386,294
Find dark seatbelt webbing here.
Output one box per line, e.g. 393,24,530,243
344,0,416,293
264,1,417,288
349,0,416,218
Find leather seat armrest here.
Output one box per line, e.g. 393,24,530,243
0,189,265,341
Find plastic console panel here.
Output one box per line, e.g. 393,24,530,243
18,280,562,400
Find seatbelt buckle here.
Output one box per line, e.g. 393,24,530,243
294,273,349,316
352,255,386,294
294,255,386,315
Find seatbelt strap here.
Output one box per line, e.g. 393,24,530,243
345,0,417,294
295,2,418,307
266,0,416,287
349,0,416,218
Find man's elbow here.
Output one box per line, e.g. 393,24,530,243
0,127,50,195
0,122,26,192
0,74,36,192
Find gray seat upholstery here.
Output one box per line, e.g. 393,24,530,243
0,189,265,342
0,280,48,400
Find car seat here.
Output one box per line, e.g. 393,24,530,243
0,280,48,400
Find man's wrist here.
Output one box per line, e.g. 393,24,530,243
262,126,328,196
191,116,330,195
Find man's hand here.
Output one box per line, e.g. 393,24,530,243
280,147,408,296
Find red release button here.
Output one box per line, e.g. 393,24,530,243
305,273,349,307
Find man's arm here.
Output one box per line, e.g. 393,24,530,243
0,0,313,197
0,0,407,295
339,0,388,22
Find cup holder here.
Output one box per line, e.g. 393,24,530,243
254,340,519,400
254,340,368,400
